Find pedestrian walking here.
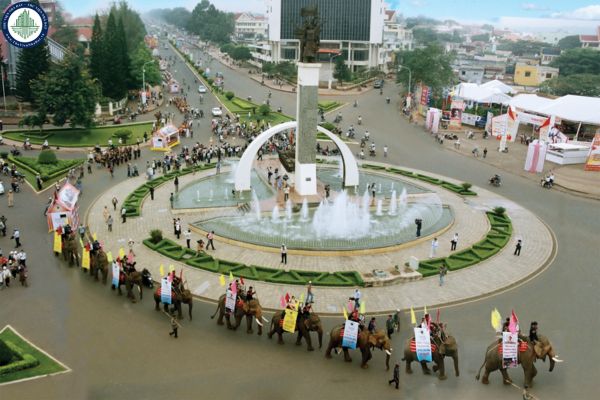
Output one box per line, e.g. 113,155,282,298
7,190,14,207
149,186,154,200
36,174,43,191
393,309,401,332
383,145,388,158
306,280,314,304
388,363,400,389
352,288,361,310
170,193,174,208
283,185,290,202
415,218,422,237
11,228,21,248
0,216,6,237
175,219,181,239
103,206,110,223
107,215,113,232
439,263,448,286
169,313,180,338
174,176,179,193
386,315,395,338
450,233,458,251
121,207,127,223
196,239,205,255
184,229,191,248
112,196,118,211
280,244,287,264
483,147,488,158
514,239,522,256
429,237,439,258
206,231,216,250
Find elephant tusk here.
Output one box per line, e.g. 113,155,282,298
262,316,269,323
385,350,392,356
552,356,563,363
255,318,263,327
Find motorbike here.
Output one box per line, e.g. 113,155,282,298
334,114,342,123
541,178,553,189
489,175,502,187
360,138,367,148
141,268,154,288
369,149,376,157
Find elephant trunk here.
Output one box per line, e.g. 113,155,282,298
188,300,193,320
385,352,390,370
318,328,323,349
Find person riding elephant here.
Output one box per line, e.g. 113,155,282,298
154,279,193,320
62,232,80,267
402,322,459,380
90,247,109,284
211,294,267,335
325,325,392,370
268,309,323,351
476,333,562,388
112,265,143,302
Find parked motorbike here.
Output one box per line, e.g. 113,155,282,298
489,174,502,187
141,268,154,288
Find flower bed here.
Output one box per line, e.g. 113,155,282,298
143,237,364,287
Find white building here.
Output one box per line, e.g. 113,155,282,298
379,10,413,70
234,13,268,40
265,0,385,72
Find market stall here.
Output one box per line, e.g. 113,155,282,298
151,124,180,151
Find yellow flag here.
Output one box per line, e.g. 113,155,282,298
423,305,428,315
343,307,348,320
219,274,226,287
299,293,304,304
53,232,62,253
82,250,90,270
159,264,165,277
410,307,416,325
118,247,125,259
106,251,113,263
169,264,175,273
79,238,84,248
229,271,234,282
359,301,366,314
491,308,502,331
92,232,97,241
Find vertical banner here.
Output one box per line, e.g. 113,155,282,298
502,332,519,368
82,249,90,270
161,278,172,305
342,320,359,349
283,309,298,333
584,132,600,171
449,100,464,130
111,262,120,287
524,140,547,173
53,232,62,253
414,327,432,362
225,288,237,313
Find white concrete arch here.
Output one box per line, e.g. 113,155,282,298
234,121,359,191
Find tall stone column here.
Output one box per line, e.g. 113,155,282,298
295,62,321,196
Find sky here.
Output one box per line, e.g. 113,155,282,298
61,0,600,34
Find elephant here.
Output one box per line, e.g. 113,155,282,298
90,248,109,284
62,233,80,267
211,294,267,335
112,270,143,302
268,309,323,351
402,323,460,380
476,334,562,388
325,324,392,370
402,323,459,380
154,280,193,320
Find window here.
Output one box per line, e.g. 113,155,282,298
461,71,466,75
545,73,552,79
282,48,296,60
524,71,531,77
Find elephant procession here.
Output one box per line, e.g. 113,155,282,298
51,226,562,394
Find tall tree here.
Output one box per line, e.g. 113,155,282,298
25,54,99,128
15,41,50,103
333,56,351,85
557,35,581,50
116,17,131,88
129,44,161,88
89,14,104,87
113,1,147,53
396,44,455,95
539,74,600,97
102,9,127,99
550,48,600,76
52,10,80,51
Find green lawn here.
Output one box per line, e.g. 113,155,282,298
3,122,154,147
214,92,293,126
8,155,84,191
318,100,343,113
0,326,68,384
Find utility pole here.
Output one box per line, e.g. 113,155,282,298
142,60,155,105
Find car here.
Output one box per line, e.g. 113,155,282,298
373,79,384,89
211,107,223,117
198,84,207,93
0,180,4,195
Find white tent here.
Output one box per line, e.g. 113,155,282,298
481,79,517,95
510,94,600,125
453,83,512,105
509,94,554,114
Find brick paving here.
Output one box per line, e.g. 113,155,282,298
87,161,553,315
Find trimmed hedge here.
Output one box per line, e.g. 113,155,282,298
418,212,512,277
10,155,83,181
122,163,216,217
318,100,342,112
0,340,39,375
385,167,478,196
144,237,365,287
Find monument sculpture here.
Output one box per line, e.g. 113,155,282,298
296,6,320,63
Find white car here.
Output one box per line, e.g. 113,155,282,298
211,107,223,117
0,181,4,195
198,84,207,93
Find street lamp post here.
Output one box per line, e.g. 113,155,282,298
397,64,412,95
328,52,341,90
142,60,155,105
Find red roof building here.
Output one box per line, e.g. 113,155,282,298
580,26,600,49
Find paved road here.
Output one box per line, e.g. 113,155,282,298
1,36,598,399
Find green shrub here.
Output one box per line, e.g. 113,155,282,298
258,103,271,116
493,206,506,216
207,78,214,86
225,91,235,101
0,151,8,159
37,150,57,164
113,129,132,144
0,339,13,366
461,182,472,191
319,122,336,132
150,229,163,244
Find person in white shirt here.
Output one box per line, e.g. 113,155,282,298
184,229,192,249
430,238,439,258
353,288,361,309
451,233,458,251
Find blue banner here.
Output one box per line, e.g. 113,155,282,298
161,278,172,305
342,320,359,350
111,262,119,287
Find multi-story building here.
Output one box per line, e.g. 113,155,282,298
513,63,559,87
540,47,561,65
265,0,385,71
458,65,484,84
579,26,600,50
379,9,413,70
234,13,268,40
